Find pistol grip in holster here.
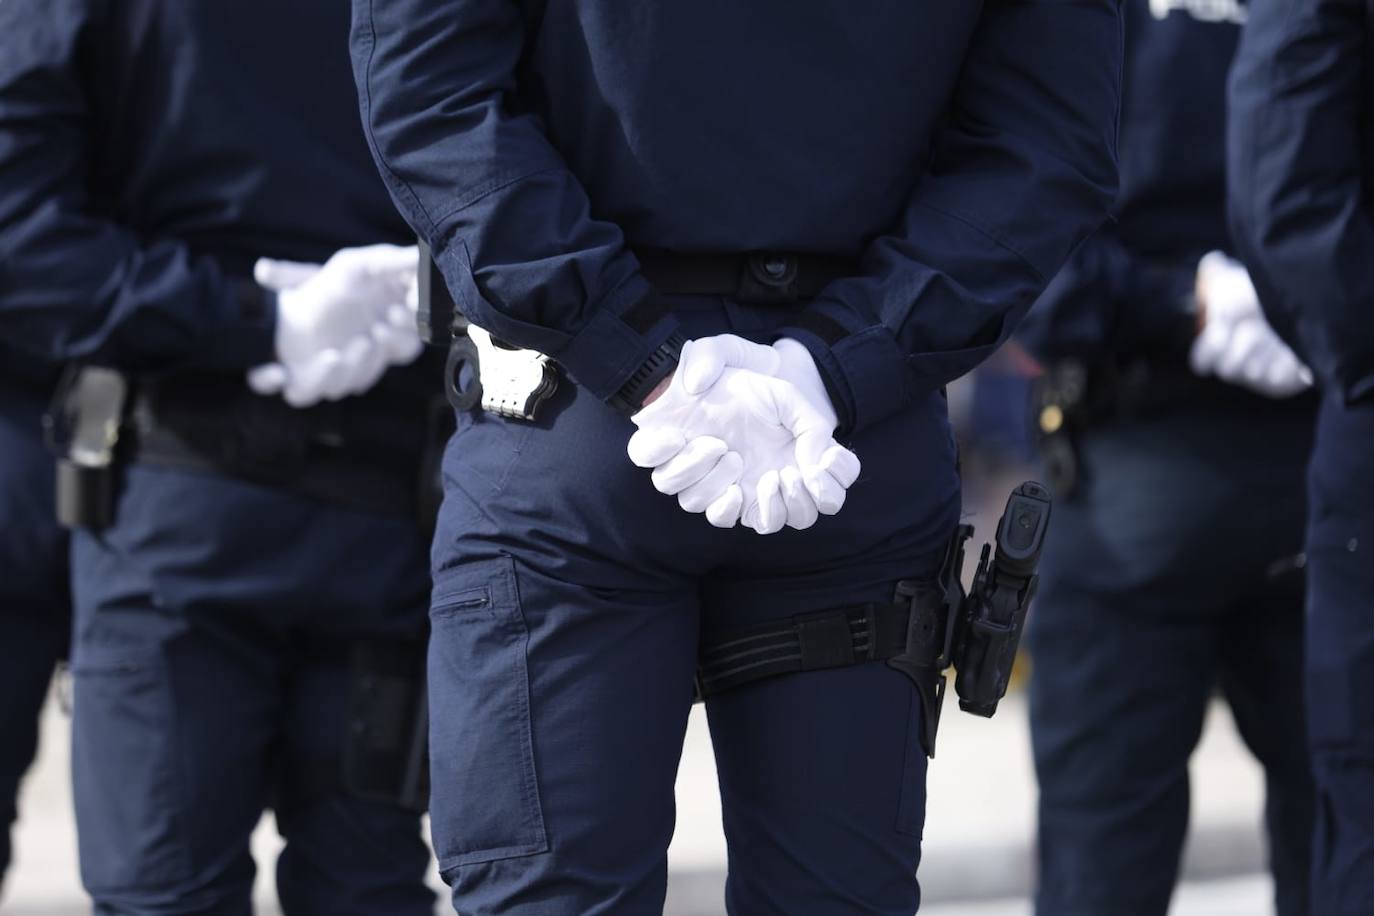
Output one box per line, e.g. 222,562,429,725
44,367,130,531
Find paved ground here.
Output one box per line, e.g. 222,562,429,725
4,679,1277,914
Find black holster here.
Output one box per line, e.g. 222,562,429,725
886,525,972,758
343,639,430,814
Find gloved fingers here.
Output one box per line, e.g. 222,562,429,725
372,309,423,364
315,338,376,401
779,466,819,530
405,274,421,312
744,470,787,535
705,484,744,529
340,336,388,398
1239,334,1282,387
679,334,782,395
627,425,687,468
1260,347,1313,397
247,363,288,396
794,427,832,470
1196,252,1260,323
768,377,834,448
384,301,417,331
338,243,419,277
325,245,419,310
803,465,848,516
651,436,730,495
819,444,861,488
284,350,342,408
253,258,321,292
1215,320,1265,380
1189,321,1229,376
678,451,744,514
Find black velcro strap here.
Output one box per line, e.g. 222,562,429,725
696,602,911,700
786,310,850,346
619,291,672,335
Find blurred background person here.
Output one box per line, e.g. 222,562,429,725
1018,1,1317,913
1229,0,1374,910
0,1,442,912
0,343,70,901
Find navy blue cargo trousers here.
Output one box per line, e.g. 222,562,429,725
0,380,70,884
69,462,434,915
427,295,962,915
1304,395,1374,915
1029,392,1315,916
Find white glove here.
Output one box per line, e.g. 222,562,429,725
1190,251,1312,398
627,335,860,534
247,244,424,408
676,334,860,526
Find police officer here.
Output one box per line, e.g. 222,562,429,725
1017,3,1317,913
1229,1,1374,910
0,2,439,911
352,2,1124,912
0,344,70,897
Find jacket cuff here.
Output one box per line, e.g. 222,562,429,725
204,279,279,371
552,274,682,401
775,317,910,437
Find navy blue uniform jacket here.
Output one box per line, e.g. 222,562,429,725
352,0,1124,433
1020,0,1244,363
0,0,413,376
1229,0,1374,403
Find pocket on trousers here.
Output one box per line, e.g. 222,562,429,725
70,643,188,892
428,555,548,871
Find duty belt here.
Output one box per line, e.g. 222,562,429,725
633,248,858,303
46,367,449,525
129,376,437,518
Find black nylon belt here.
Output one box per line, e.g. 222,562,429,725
126,376,433,519
634,248,857,304
696,601,912,700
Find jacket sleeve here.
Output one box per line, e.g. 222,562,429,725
1016,225,1198,365
0,0,277,373
1227,0,1374,404
776,0,1123,434
350,0,679,402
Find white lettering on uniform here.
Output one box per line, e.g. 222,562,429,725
1148,0,1247,24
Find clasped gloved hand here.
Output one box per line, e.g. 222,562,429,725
246,244,424,408
1190,251,1312,398
627,334,860,535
